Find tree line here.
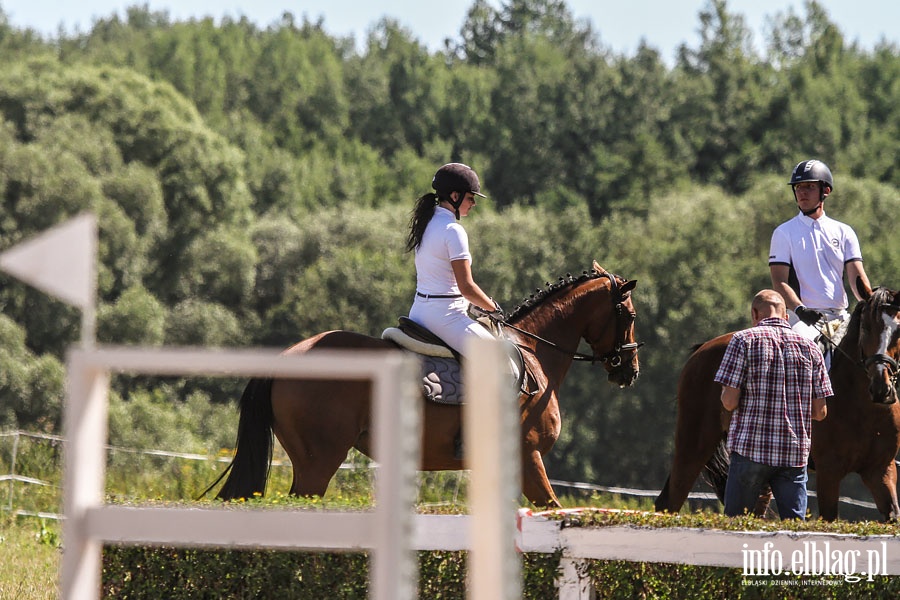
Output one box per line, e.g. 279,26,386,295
0,0,897,491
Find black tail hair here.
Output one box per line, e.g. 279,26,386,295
200,378,275,500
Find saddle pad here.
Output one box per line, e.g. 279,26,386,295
419,344,526,406
421,355,464,405
382,327,455,358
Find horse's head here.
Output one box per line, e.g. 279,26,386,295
856,278,900,405
504,261,641,388
584,261,641,388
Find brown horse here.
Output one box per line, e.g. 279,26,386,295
655,279,900,521
213,261,640,508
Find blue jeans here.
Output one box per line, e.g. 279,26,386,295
724,452,808,520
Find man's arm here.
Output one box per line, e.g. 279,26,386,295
721,385,741,412
770,264,803,311
812,397,827,421
845,261,872,301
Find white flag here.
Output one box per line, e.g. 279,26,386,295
0,213,97,309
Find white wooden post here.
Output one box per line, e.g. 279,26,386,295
371,354,421,600
558,557,595,600
60,350,110,599
465,337,522,600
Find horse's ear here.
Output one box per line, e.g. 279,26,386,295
857,276,872,301
592,260,605,274
621,279,637,294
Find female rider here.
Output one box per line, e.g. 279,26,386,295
405,162,502,355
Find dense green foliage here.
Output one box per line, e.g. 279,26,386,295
0,0,898,499
101,548,561,599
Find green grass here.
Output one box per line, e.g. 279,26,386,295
0,515,60,600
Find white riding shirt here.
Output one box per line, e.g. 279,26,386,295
769,211,863,311
414,207,470,295
408,206,494,354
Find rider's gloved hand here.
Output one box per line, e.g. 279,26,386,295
795,305,824,326
467,299,504,322
490,299,505,319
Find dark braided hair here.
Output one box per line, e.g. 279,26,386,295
406,192,440,252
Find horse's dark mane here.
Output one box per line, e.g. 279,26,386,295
849,287,895,327
845,298,865,337
506,269,608,322
869,287,897,309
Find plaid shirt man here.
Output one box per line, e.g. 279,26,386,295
714,317,833,467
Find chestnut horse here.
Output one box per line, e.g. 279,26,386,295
213,262,640,508
655,279,900,521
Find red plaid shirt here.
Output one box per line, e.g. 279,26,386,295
714,317,833,467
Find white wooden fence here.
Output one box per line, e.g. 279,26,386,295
61,346,423,600
54,341,900,599
60,339,524,600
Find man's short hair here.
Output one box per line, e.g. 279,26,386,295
753,289,786,317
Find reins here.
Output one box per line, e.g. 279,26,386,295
814,304,900,388
495,272,643,366
814,326,867,372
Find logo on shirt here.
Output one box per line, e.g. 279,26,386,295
831,238,839,248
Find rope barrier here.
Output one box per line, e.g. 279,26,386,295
0,430,887,516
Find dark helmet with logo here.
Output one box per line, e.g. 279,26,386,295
432,163,487,198
787,159,834,192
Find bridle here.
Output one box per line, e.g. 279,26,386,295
817,298,900,389
860,301,900,390
864,353,900,389
499,272,643,367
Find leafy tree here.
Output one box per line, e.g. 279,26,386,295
0,0,897,495
347,19,444,157
247,14,349,154
454,0,501,64
165,300,246,347
177,227,258,309
0,315,64,431
263,207,411,342
673,0,777,189
147,20,228,122
98,285,166,346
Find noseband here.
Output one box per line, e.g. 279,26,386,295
501,272,642,366
864,353,900,388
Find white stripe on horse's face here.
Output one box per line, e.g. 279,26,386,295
878,310,900,352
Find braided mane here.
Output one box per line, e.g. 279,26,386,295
506,268,608,322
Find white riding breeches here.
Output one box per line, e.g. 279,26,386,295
408,296,495,356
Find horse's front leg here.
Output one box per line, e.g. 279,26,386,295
813,469,842,521
860,461,900,522
521,449,561,508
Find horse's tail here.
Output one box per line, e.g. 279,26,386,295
204,377,275,501
701,435,730,504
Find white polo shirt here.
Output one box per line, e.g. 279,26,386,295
414,206,471,295
769,211,863,310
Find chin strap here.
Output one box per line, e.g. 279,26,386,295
801,201,823,216
448,195,463,220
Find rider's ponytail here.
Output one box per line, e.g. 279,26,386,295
406,192,439,252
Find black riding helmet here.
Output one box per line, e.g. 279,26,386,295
787,159,834,204
432,163,486,219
